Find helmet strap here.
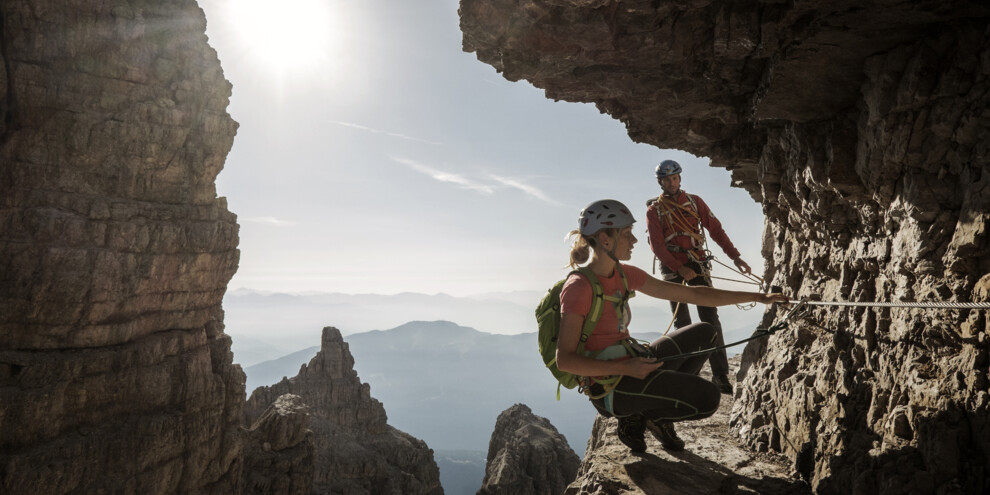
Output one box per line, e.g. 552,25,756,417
600,231,621,264
605,247,620,263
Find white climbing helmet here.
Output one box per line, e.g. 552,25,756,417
655,160,682,179
578,199,636,236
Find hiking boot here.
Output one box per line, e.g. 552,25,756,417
712,374,733,395
646,419,685,451
616,415,647,453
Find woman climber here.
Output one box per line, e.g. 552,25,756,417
556,199,788,452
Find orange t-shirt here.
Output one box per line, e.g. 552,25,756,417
559,264,648,352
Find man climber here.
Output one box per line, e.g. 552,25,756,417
646,159,752,395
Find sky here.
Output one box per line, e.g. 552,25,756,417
198,0,766,298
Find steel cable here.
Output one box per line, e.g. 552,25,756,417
785,300,990,309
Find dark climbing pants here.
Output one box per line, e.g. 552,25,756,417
590,322,721,423
661,260,729,377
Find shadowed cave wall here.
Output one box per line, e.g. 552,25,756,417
459,0,990,493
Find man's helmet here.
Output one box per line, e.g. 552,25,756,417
579,199,635,235
655,160,682,179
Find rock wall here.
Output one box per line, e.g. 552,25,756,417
460,1,990,493
0,0,243,493
478,403,580,495
244,327,444,495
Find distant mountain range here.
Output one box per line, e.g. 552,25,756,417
225,288,765,367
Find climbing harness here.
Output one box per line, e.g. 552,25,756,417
650,193,768,316
580,336,658,414
650,192,719,333
649,192,706,276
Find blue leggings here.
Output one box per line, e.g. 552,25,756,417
590,322,721,422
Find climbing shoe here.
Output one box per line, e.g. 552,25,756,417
712,374,733,395
616,415,647,453
646,419,685,451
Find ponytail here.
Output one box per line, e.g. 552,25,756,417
566,227,620,268
566,229,591,268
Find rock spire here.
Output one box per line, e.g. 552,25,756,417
245,326,443,495
479,403,580,495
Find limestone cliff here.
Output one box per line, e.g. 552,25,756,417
479,403,580,495
244,326,444,495
461,1,990,493
0,0,242,493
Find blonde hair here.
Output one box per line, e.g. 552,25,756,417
566,228,618,268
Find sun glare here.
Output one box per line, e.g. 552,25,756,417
225,0,342,78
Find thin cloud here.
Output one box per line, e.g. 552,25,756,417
393,157,495,194
488,174,561,205
393,156,560,204
244,216,297,226
330,120,443,146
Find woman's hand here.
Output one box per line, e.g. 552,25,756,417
621,357,664,379
758,293,790,305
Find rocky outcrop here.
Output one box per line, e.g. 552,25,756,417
461,1,990,493
242,394,315,495
563,357,810,495
245,326,443,495
1,0,242,493
479,403,580,495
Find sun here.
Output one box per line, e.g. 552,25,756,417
224,0,343,77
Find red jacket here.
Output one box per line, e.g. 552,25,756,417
646,190,741,272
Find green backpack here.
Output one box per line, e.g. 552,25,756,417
536,267,631,399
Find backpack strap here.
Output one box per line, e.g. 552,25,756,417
572,265,638,403
551,268,607,400
572,267,605,357
574,265,636,351
603,264,635,333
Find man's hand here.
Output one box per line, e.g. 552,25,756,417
677,265,698,281
734,259,752,275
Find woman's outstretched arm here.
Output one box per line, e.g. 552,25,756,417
638,274,789,307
